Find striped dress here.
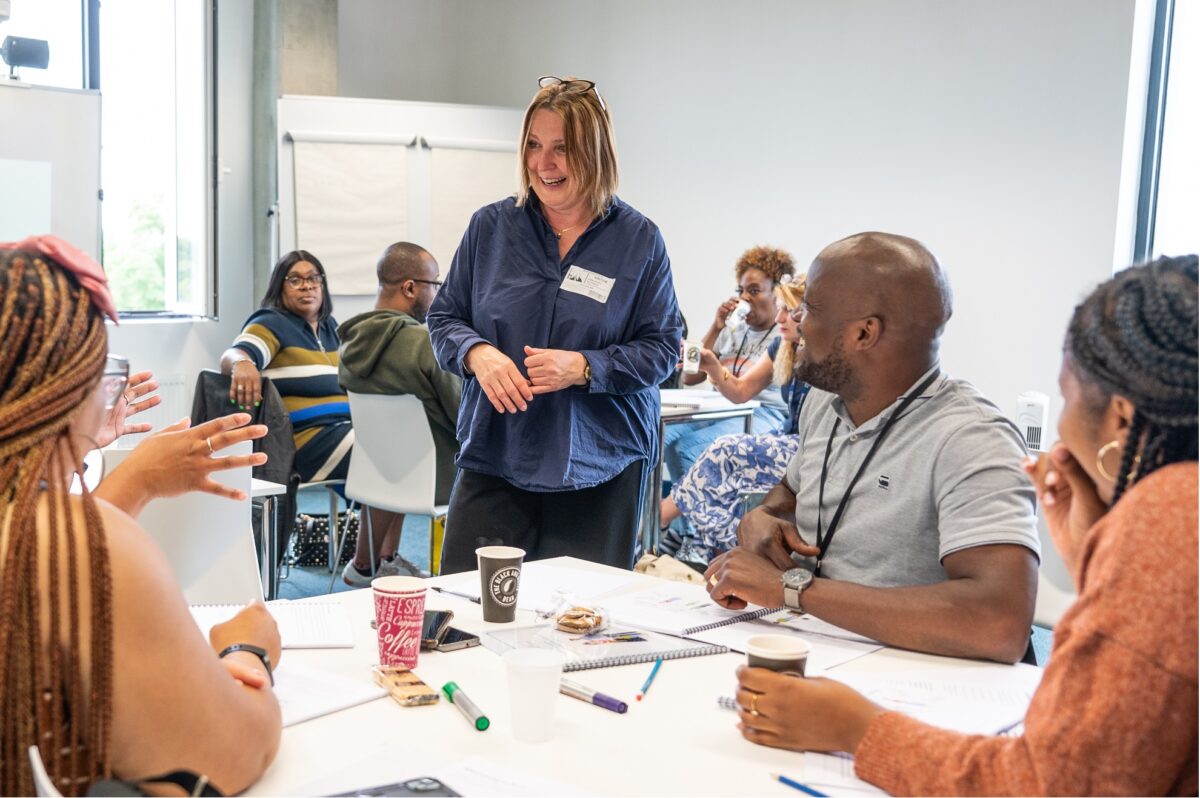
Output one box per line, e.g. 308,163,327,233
232,307,353,482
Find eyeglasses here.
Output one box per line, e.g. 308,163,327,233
537,75,607,113
285,273,325,289
102,355,130,410
411,278,442,290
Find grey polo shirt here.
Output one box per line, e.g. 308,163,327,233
784,368,1039,588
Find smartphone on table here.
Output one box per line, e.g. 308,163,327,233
420,609,454,650
436,627,480,651
332,776,460,796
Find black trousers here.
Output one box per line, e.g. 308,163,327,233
440,460,645,574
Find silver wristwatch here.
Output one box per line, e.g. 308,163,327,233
781,567,814,611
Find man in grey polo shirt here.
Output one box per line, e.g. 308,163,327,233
704,232,1039,664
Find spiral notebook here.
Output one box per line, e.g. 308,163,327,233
482,624,728,672
189,600,354,649
601,582,780,637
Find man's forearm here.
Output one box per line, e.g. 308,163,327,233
800,571,1033,664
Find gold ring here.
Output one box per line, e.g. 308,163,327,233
749,692,760,717
206,437,215,455
708,574,718,587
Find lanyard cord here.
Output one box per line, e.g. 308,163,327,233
813,370,941,576
730,322,778,377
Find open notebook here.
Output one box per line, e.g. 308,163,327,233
483,623,727,672
190,601,355,649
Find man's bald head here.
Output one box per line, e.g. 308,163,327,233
812,231,952,347
378,242,436,286
375,242,439,320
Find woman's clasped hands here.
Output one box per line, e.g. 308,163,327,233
467,342,588,414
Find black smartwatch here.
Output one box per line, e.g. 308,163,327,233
218,643,274,686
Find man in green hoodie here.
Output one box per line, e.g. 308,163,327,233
337,242,462,586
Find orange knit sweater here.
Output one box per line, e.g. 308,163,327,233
855,462,1198,796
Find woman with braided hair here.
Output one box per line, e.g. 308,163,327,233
0,237,282,795
731,254,1198,796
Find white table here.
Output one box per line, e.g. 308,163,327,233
250,557,1032,797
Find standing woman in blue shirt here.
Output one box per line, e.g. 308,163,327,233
428,76,682,571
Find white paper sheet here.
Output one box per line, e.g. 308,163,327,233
294,140,408,295
272,660,387,727
429,147,515,274
190,600,355,648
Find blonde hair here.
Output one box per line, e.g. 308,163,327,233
0,250,113,795
515,77,619,222
773,275,806,386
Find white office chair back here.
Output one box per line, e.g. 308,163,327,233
103,442,263,605
345,392,444,516
28,746,63,797
1033,509,1077,628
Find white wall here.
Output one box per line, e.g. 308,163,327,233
106,2,256,409
338,0,1138,435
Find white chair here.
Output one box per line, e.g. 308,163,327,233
28,746,63,797
104,442,264,604
328,392,449,591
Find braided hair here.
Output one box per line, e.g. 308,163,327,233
1066,253,1198,505
0,249,113,795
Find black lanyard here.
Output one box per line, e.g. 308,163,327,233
813,370,941,575
730,323,777,376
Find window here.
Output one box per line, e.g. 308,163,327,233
98,0,214,316
1134,0,1198,262
1152,0,1196,257
0,0,82,89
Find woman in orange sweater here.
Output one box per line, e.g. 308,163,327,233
734,253,1198,796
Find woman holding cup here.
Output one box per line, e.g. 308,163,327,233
428,76,681,571
734,255,1198,796
662,246,795,500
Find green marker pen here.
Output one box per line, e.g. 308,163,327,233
441,681,489,731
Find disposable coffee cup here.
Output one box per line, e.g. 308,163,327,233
372,575,427,669
682,340,703,374
476,546,525,623
502,648,565,743
745,634,809,677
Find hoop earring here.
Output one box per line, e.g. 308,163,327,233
1095,440,1121,483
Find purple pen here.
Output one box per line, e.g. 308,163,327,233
560,679,628,714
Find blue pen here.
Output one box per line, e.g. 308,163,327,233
771,773,828,797
635,656,663,701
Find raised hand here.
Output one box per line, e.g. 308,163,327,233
94,413,269,517
95,370,163,448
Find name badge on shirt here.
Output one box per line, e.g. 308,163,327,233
560,265,615,304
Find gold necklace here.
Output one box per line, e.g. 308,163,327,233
553,222,582,239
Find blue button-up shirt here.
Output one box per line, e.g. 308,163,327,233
428,195,682,491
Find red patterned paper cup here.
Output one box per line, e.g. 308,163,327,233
372,575,428,668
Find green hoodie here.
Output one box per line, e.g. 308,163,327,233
337,309,461,503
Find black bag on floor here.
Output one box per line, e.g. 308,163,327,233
291,512,358,568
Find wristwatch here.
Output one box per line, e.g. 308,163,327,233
582,358,592,385
219,643,274,685
781,567,814,611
